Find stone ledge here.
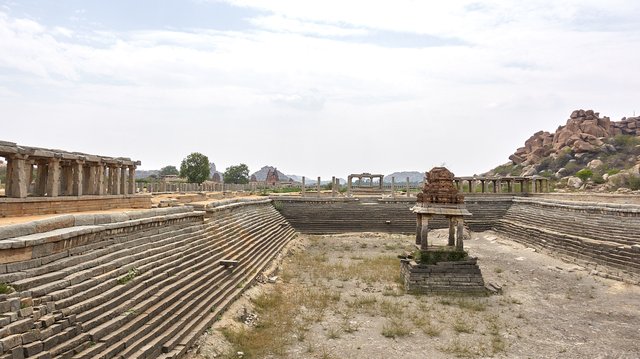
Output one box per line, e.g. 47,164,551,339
0,206,195,240
0,208,205,265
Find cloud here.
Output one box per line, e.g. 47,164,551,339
272,90,325,111
0,2,639,177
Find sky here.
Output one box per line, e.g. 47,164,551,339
1,0,639,179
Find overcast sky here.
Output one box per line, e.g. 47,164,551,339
1,1,639,178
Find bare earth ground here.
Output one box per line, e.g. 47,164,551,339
186,230,639,359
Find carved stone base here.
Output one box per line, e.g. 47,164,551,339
400,257,487,294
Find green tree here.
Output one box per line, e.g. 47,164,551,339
159,165,179,177
180,153,210,184
575,168,593,182
223,164,250,184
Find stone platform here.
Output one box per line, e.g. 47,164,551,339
400,257,487,294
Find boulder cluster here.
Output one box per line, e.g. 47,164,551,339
510,110,640,166
495,109,640,192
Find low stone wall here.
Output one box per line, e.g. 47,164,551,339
400,258,486,294
273,195,512,234
0,194,152,217
495,197,640,283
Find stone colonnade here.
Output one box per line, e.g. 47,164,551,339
453,176,550,194
0,141,140,198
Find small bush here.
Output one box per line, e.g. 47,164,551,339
0,283,14,294
592,173,605,184
612,134,640,148
416,249,468,264
117,268,139,285
629,175,640,190
575,168,593,182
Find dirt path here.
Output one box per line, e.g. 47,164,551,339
187,230,640,359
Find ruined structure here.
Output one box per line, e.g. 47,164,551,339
265,167,280,186
0,141,139,198
347,173,384,195
0,141,150,216
401,167,486,294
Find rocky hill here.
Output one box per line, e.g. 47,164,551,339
384,171,424,183
489,109,640,192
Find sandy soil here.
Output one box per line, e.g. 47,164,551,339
186,230,640,359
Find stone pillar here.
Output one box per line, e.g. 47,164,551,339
27,162,34,195
4,157,12,197
347,176,352,197
113,167,121,195
456,217,464,251
62,164,72,195
391,177,396,198
448,217,456,246
406,177,410,197
532,179,537,193
72,161,84,196
332,176,336,197
317,176,321,198
496,180,502,193
420,215,429,251
46,158,60,197
35,161,48,196
7,155,28,198
97,165,105,195
87,165,97,195
128,166,136,195
301,176,306,196
416,213,422,245
120,167,127,195
481,179,486,193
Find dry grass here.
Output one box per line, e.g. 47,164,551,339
218,234,509,358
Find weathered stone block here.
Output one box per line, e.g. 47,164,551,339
22,341,42,357
0,334,22,351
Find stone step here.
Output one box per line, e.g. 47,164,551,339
128,220,294,358
160,226,296,357
11,222,206,292
79,210,274,333
71,208,283,358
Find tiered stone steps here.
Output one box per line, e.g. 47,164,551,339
275,196,513,233
0,200,296,359
495,198,640,282
71,207,289,358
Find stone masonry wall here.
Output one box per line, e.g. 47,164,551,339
274,196,512,234
0,195,152,217
401,258,486,294
495,197,640,283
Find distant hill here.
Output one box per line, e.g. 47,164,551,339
136,170,160,179
487,109,640,192
384,171,424,183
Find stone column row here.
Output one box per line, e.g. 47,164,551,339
3,155,136,198
454,178,550,194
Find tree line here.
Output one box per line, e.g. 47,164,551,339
157,152,250,185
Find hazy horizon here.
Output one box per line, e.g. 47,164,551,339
2,1,639,179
